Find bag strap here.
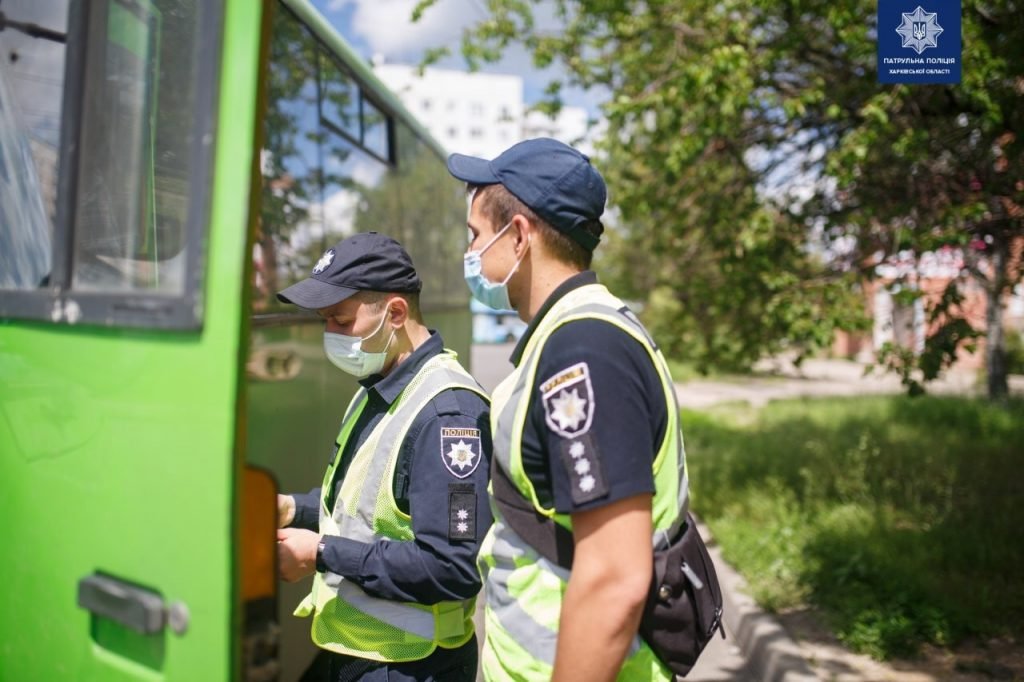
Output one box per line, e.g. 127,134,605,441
491,461,575,570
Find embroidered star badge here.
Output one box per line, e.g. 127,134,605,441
542,363,594,438
550,389,588,431
579,475,596,493
569,441,585,458
574,459,591,475
456,508,469,521
456,522,469,533
312,249,334,274
446,440,477,471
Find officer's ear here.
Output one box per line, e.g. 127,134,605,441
511,214,533,256
385,295,409,328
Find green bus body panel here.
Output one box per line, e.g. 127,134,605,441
0,0,473,678
0,0,264,679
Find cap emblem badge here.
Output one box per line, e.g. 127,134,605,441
312,249,334,275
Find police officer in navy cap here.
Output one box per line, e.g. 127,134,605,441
275,232,491,682
448,140,690,681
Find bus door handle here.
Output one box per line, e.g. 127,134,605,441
77,573,189,636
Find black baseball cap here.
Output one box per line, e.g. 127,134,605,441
447,137,607,250
277,232,422,309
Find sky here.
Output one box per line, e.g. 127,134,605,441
310,0,607,115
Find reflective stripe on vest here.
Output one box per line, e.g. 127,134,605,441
295,351,487,662
479,284,686,681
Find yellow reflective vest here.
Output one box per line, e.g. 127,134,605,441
478,283,688,681
295,351,487,662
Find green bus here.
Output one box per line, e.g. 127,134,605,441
0,0,471,679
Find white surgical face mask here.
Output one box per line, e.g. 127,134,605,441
463,221,530,311
323,306,396,378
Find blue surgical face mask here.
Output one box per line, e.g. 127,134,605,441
463,221,530,311
323,306,396,378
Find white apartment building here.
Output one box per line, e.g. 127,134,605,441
372,61,591,157
522,107,590,150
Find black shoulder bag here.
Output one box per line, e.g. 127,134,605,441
491,463,725,676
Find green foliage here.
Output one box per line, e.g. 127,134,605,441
1006,329,1024,375
685,396,1024,659
415,0,1024,399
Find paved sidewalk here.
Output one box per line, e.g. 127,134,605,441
692,517,818,682
673,356,1009,410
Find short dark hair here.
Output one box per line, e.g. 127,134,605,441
469,183,593,270
356,290,422,322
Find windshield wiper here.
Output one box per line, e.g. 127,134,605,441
0,10,67,44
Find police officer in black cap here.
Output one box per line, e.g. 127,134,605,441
274,232,491,682
448,139,690,681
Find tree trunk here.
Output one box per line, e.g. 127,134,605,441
259,233,279,308
985,240,1009,402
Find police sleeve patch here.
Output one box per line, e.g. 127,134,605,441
448,482,476,541
440,427,482,478
540,362,594,439
560,433,609,505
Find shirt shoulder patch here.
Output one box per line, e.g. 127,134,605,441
559,433,608,505
440,427,482,478
540,362,594,439
448,482,476,541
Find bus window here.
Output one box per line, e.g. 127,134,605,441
256,6,325,312
0,0,217,328
71,0,202,295
319,53,359,142
0,0,66,290
362,98,390,162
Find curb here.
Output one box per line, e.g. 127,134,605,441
694,516,820,682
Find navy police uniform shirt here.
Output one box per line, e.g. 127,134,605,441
512,271,667,514
290,331,492,604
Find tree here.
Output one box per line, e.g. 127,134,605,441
821,1,1023,400
415,0,1023,398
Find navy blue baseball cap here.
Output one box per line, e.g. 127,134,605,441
277,232,422,309
447,138,607,251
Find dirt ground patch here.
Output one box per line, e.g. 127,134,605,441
777,608,1024,681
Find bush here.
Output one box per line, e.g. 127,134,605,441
685,396,1024,659
1006,329,1024,375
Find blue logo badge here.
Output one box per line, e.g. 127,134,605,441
878,0,961,84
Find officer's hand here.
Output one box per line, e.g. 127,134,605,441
277,528,318,582
277,494,296,528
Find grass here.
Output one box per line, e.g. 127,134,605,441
664,358,772,384
683,395,1024,660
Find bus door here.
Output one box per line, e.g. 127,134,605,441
0,0,274,680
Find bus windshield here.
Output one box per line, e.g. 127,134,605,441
0,0,65,289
